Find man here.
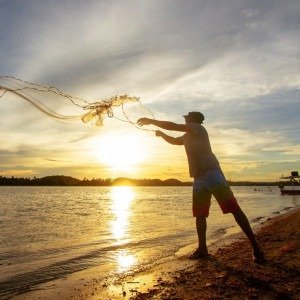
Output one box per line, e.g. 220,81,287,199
137,112,265,263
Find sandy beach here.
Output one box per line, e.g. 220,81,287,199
130,208,300,300
13,207,299,300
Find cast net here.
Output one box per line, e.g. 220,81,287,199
0,76,152,127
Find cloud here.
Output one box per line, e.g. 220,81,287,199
221,158,300,181
1,0,299,181
2,1,299,104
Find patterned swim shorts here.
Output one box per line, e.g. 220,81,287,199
193,170,240,217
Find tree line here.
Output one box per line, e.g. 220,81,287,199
0,175,191,186
0,175,281,186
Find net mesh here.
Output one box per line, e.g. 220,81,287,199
0,76,144,127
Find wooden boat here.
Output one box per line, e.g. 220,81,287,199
279,171,300,195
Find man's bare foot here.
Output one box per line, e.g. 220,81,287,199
188,248,209,260
253,249,266,264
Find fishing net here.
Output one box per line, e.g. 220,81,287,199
0,76,149,127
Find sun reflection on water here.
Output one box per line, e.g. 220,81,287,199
110,186,135,241
110,186,137,272
116,250,136,271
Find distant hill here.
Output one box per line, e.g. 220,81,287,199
0,175,280,186
112,177,190,186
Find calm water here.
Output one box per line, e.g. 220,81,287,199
0,186,299,299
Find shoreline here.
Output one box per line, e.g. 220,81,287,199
12,206,299,300
130,207,300,300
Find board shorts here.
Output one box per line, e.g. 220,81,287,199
193,170,240,217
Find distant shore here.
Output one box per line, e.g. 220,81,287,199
0,174,284,187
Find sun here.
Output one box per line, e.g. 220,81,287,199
93,134,146,172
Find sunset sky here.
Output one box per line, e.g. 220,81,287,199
1,0,299,181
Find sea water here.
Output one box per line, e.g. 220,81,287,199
0,186,298,299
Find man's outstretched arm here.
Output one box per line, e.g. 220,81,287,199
155,130,183,145
137,118,188,132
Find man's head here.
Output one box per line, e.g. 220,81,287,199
183,111,205,124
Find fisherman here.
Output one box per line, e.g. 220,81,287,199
137,112,265,263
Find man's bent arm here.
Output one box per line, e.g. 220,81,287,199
157,131,183,145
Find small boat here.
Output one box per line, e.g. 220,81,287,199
279,171,300,195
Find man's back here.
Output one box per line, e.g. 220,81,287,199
181,123,220,178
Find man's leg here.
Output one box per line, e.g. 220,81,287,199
232,209,265,263
189,216,209,259
196,216,208,253
210,170,265,263
190,177,211,259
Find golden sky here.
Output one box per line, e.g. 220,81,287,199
1,0,299,181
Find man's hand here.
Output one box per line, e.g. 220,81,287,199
155,130,163,137
137,118,152,126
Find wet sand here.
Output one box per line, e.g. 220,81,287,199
13,208,299,300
